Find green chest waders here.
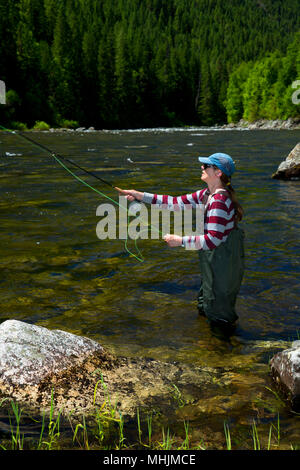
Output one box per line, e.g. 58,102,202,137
197,227,245,324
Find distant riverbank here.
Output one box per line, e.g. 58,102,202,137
218,117,300,131
32,117,300,133
2,117,300,134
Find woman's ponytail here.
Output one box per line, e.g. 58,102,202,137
220,174,244,223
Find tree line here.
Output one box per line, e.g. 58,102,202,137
0,0,299,129
226,31,300,123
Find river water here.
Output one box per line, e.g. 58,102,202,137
0,127,300,448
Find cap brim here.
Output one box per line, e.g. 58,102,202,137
198,157,211,164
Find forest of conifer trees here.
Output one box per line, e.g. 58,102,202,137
0,0,299,129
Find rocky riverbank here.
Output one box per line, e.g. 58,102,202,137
14,117,299,133
219,118,300,131
0,320,232,420
0,319,299,428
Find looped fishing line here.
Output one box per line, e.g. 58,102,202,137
0,124,163,262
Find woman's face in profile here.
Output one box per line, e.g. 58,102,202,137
201,164,222,184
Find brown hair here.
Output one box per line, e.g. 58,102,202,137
220,173,244,223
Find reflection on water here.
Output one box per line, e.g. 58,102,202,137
0,128,300,444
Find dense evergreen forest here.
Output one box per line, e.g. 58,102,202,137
0,0,299,129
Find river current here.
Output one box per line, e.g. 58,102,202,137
0,127,299,448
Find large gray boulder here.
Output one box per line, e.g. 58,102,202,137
270,341,300,410
0,319,106,386
272,142,300,180
0,319,231,421
1,319,298,427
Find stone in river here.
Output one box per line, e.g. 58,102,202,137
270,341,300,411
272,142,300,180
0,319,106,387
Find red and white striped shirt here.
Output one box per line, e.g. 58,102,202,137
142,188,236,250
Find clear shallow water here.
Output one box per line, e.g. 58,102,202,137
1,127,300,447
0,128,299,360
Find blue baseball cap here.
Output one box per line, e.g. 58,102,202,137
198,153,235,177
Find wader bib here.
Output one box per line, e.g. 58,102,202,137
197,226,245,324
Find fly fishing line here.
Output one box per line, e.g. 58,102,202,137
0,124,164,262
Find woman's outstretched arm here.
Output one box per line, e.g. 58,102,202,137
116,187,206,210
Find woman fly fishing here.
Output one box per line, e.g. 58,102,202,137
116,153,245,338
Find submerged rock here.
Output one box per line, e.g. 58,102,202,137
272,142,300,180
270,342,300,411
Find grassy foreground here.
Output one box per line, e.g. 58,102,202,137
0,384,298,451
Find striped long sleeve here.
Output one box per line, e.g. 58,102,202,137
182,192,235,250
142,189,206,209
142,189,235,250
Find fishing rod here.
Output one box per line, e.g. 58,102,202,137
0,124,162,262
2,127,116,189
